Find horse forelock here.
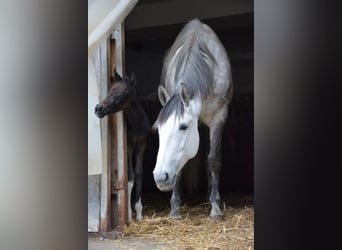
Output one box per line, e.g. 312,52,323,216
153,94,184,131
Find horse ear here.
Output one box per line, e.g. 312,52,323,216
130,72,136,87
158,85,170,106
180,82,190,106
114,69,122,82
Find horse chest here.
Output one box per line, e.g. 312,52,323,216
199,98,227,125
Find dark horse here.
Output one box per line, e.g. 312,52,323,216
152,19,233,219
95,70,150,221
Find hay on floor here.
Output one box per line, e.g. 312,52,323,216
123,194,254,250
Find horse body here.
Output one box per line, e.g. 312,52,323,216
95,71,150,221
153,18,232,219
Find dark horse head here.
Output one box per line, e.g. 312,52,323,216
95,70,136,118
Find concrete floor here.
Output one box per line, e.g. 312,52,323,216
88,237,172,250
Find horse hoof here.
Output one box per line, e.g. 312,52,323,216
209,214,224,220
170,215,182,220
136,215,143,221
170,212,181,220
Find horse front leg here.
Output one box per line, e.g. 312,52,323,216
134,139,146,221
208,107,228,220
170,172,182,219
127,143,135,222
208,157,223,219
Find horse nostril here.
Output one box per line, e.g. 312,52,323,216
164,173,169,182
95,105,104,114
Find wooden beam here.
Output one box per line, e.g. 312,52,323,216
99,39,111,232
110,22,129,228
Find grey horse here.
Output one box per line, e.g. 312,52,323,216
152,18,233,219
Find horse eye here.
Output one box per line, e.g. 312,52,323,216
113,93,124,101
115,93,124,98
179,124,188,131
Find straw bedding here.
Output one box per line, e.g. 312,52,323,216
121,194,254,250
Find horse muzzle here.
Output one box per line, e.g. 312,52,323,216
153,170,174,192
95,104,106,118
156,184,173,192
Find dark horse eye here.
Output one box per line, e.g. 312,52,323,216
179,124,188,131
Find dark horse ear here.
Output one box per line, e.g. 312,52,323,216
180,82,190,106
114,69,122,82
130,72,136,88
158,85,170,106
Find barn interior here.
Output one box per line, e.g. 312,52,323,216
124,0,254,204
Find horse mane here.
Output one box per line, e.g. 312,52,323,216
155,19,216,129
160,18,216,99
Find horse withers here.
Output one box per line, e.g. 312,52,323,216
153,18,233,220
95,70,150,222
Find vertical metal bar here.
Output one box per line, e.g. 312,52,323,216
99,39,111,232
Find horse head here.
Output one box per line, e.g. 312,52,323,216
95,70,136,118
152,83,201,191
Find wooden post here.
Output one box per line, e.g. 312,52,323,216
110,22,129,228
99,39,111,232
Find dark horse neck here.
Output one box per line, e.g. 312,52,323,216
123,90,150,137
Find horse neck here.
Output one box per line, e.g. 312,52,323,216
123,92,144,126
123,103,137,125
188,96,202,120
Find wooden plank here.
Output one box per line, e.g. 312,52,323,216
110,37,116,78
109,37,117,228
88,47,102,233
99,39,111,232
88,174,101,232
111,22,129,227
88,57,103,176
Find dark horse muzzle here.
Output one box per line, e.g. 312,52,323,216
94,104,106,118
95,93,131,118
